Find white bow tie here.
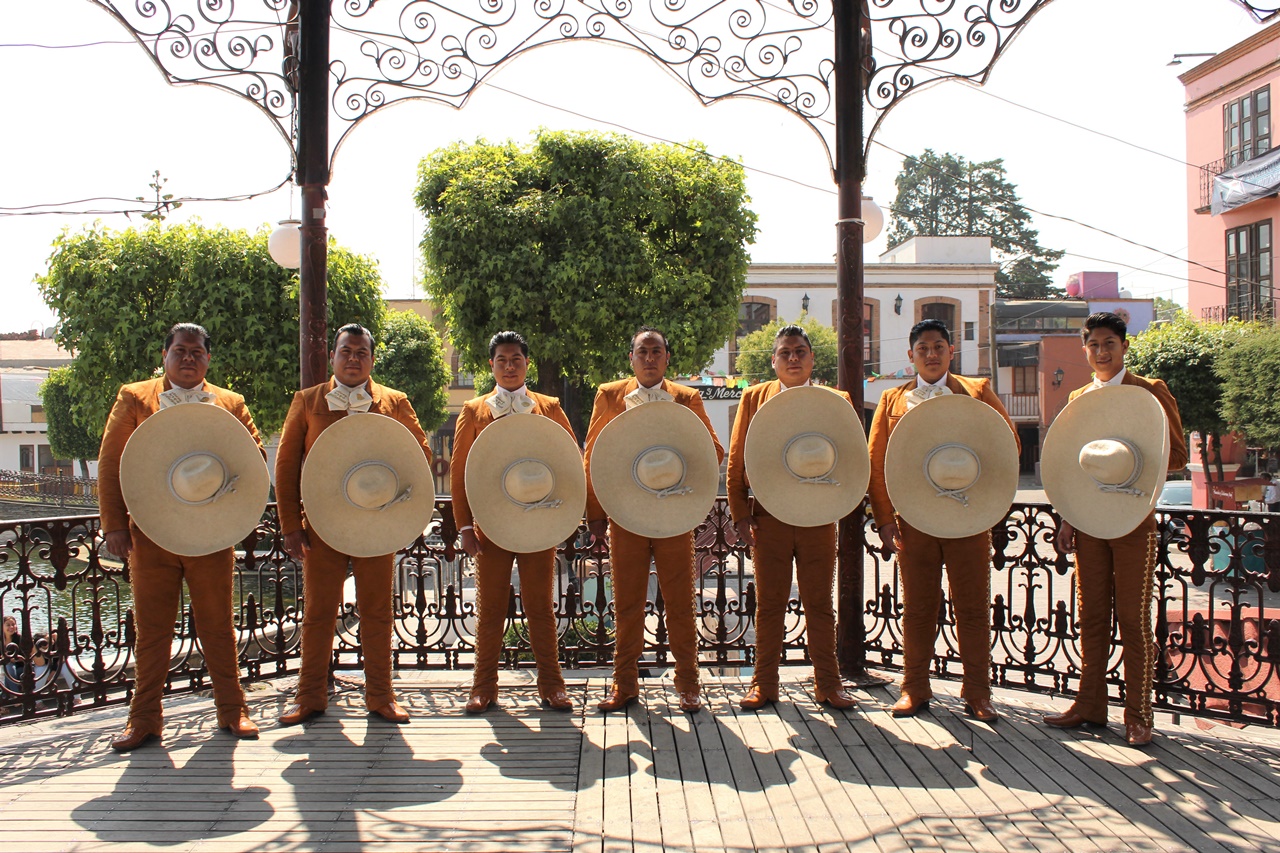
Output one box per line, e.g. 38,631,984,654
326,384,374,414
905,384,952,410
158,387,216,409
486,390,535,418
624,385,674,410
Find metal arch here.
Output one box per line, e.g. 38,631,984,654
1236,0,1280,21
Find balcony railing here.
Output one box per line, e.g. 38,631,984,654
2,500,1277,728
999,392,1040,420
0,470,98,508
1201,300,1276,323
1199,156,1228,210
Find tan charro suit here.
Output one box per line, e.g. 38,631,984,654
275,378,431,713
452,390,577,702
867,373,1019,705
1066,371,1187,727
98,377,265,735
584,378,725,695
726,380,852,700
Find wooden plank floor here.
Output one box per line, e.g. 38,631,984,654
1,671,1278,852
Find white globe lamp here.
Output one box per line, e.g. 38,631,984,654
861,196,884,243
268,219,302,269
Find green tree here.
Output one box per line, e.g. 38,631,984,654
40,367,99,478
38,222,387,438
1153,296,1185,324
888,149,1065,298
415,129,758,431
1126,316,1251,482
1216,325,1280,451
372,309,451,432
734,316,839,386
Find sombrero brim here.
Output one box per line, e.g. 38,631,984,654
885,394,1019,538
120,403,269,556
1042,385,1170,539
745,386,869,527
301,413,435,558
465,414,586,553
591,401,719,539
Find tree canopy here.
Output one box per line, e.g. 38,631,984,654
1215,324,1280,451
888,149,1065,298
372,309,451,432
1126,316,1252,478
415,129,758,428
734,316,838,386
39,222,390,437
40,367,99,477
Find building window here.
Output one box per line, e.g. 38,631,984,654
19,445,34,473
919,302,956,332
30,404,45,424
1012,365,1038,394
964,321,975,341
1225,220,1274,321
1225,85,1271,168
729,300,774,375
449,350,474,389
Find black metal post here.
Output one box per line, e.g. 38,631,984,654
834,0,873,680
296,0,330,388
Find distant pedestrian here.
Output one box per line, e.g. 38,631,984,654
1265,475,1280,513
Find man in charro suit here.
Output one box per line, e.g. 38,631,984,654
275,323,432,726
1047,311,1187,746
868,318,1018,722
99,323,265,751
726,324,859,711
454,331,576,714
584,326,724,714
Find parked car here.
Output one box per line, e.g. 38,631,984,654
1157,479,1192,539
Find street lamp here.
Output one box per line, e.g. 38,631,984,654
1053,367,1065,388
861,196,884,243
894,294,903,315
1168,53,1216,66
801,293,810,313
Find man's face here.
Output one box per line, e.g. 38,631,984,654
629,331,670,387
162,330,211,389
1083,326,1128,382
908,330,954,384
331,331,375,387
772,334,814,387
490,343,529,392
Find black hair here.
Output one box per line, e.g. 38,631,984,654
909,318,951,346
488,330,529,358
773,324,811,351
630,326,672,356
332,322,375,350
1081,311,1127,342
164,323,211,352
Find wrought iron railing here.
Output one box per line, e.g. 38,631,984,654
0,471,98,508
998,393,1040,420
1,500,1277,727
1199,156,1227,210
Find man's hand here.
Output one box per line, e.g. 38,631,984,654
588,519,608,541
283,530,311,561
460,528,482,557
878,522,902,556
734,518,756,548
1055,519,1077,555
104,530,132,561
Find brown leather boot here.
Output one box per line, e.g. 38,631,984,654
739,685,777,710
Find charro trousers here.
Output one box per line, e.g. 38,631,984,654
470,530,566,699
750,513,842,697
897,518,993,704
293,527,395,712
127,524,247,734
1072,513,1159,727
608,523,700,694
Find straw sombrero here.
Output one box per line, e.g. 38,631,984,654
119,403,270,556
744,386,870,527
1041,385,1170,539
885,394,1019,538
590,401,719,538
465,414,586,553
300,413,435,557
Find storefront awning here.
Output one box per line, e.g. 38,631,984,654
1211,146,1280,215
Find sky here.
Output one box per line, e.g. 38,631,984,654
0,0,1267,334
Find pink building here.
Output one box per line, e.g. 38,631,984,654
1182,21,1280,324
